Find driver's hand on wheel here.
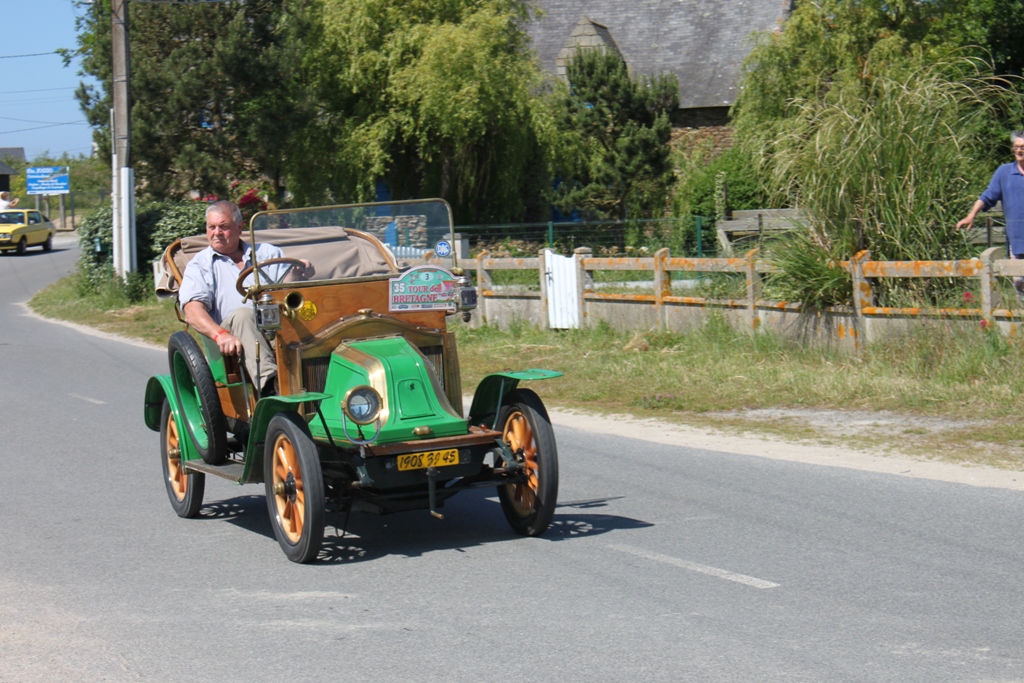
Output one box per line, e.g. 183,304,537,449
213,329,242,356
291,259,315,281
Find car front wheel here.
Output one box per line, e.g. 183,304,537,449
264,412,325,563
497,388,559,536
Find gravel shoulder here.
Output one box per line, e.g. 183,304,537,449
548,408,1024,491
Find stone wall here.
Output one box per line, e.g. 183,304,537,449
670,125,734,159
362,215,429,248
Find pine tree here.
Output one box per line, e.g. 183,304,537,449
554,48,678,221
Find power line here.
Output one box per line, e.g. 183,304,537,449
0,122,88,135
0,115,84,125
0,97,77,108
0,52,60,60
0,87,76,95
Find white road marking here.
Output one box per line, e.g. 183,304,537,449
68,393,106,405
608,543,780,589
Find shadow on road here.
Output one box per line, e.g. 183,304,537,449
0,248,70,257
194,489,653,566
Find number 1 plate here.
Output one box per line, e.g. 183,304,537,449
397,449,459,471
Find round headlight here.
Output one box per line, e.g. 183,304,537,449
343,385,382,425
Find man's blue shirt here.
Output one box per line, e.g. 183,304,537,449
979,161,1024,254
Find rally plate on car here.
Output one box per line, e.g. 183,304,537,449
397,448,459,471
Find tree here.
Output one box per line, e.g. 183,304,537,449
731,0,1024,152
730,1,1024,306
552,48,678,221
72,0,308,200
291,0,553,223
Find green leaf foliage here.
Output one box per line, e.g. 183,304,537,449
77,201,207,289
553,48,678,220
761,58,1019,263
73,0,308,200
671,145,766,222
291,0,553,223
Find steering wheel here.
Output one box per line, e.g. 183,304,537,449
235,257,308,296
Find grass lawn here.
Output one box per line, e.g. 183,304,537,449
31,270,1024,470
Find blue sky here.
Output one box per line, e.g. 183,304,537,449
1,0,97,160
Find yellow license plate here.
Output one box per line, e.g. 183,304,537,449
397,449,459,471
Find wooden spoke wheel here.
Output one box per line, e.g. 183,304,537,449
497,388,558,536
264,412,325,563
160,398,205,518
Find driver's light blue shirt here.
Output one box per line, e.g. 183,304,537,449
178,241,284,324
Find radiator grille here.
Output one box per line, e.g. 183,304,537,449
302,356,331,412
420,345,444,391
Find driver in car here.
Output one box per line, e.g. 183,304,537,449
178,200,312,394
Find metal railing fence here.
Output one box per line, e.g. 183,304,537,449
454,216,715,257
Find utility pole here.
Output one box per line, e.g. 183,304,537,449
111,0,135,277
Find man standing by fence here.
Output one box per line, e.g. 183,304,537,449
958,131,1024,295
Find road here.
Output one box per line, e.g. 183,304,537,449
1,238,1023,682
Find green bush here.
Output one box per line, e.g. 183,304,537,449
665,145,767,255
672,145,767,222
77,201,207,294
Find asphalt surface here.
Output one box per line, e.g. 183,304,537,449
2,237,1023,682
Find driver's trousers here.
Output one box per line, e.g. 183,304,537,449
223,306,277,391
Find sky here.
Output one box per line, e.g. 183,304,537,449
1,0,97,160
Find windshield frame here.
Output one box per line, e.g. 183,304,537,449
245,198,456,293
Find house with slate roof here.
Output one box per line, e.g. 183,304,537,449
0,147,26,163
528,0,792,150
0,147,25,192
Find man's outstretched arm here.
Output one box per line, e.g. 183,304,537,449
182,300,242,356
957,199,987,230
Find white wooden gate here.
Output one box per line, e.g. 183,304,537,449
544,249,579,329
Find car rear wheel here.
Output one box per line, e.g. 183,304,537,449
160,398,205,518
497,388,558,536
264,412,325,563
15,237,26,255
168,331,228,465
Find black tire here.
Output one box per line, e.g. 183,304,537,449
168,331,227,465
264,412,325,563
497,388,559,536
15,237,26,255
42,233,52,252
160,398,205,518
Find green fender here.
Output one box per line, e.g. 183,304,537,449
240,392,332,484
143,374,199,463
467,369,563,429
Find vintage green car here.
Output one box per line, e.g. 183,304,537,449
144,199,561,562
0,210,55,254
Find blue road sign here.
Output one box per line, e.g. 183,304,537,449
26,166,70,195
434,240,451,258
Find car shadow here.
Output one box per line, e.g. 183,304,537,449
0,247,68,256
197,489,653,566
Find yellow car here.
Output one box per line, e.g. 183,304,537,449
0,210,56,254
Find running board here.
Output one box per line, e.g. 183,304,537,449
182,459,245,482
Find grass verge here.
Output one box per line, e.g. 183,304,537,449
455,317,1024,469
30,272,179,346
31,271,1024,469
